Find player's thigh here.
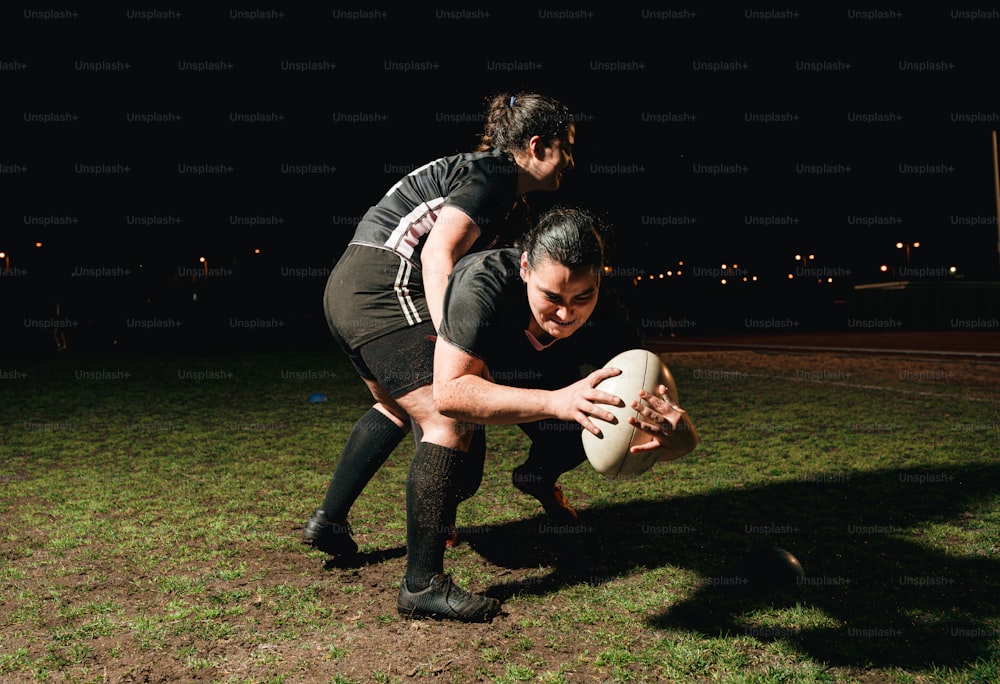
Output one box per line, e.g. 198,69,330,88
358,322,435,397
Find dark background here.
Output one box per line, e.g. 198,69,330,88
3,7,999,354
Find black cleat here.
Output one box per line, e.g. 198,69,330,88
397,573,501,622
302,509,358,557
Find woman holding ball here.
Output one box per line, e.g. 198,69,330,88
397,205,697,622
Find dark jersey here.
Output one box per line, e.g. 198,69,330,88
438,248,645,390
349,150,530,264
324,150,534,349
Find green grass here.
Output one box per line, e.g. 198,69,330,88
1,348,998,683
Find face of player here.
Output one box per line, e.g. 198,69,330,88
520,252,599,343
522,123,576,192
543,122,576,190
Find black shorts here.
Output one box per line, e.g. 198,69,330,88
323,243,436,397
324,243,430,350
339,321,437,398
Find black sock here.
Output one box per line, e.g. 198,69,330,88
404,442,474,590
320,407,407,521
516,420,586,485
453,425,486,505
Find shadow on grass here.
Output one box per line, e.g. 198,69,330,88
322,546,407,570
462,462,1000,670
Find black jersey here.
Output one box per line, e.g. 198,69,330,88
349,150,530,264
438,248,645,390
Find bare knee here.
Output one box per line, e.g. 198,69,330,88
395,386,474,450
421,415,475,451
362,379,409,429
373,403,410,429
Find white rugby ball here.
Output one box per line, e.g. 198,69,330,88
581,348,695,481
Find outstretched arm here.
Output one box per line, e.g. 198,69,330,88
432,337,625,436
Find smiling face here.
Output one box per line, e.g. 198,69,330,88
520,250,599,343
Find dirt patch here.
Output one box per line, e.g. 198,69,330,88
4,349,998,683
668,348,1000,396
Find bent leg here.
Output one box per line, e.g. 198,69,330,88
512,420,587,523
318,401,410,522
307,322,434,547
453,424,486,505
303,381,411,556
517,419,587,481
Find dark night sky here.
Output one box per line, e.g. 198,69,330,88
3,7,999,352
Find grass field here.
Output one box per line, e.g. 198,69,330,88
1,346,998,683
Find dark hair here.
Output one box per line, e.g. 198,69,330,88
476,91,572,154
520,206,608,274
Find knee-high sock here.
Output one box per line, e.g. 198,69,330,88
453,425,486,505
404,442,476,589
320,407,407,521
516,420,586,484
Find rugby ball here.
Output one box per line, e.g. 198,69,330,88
581,349,698,480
